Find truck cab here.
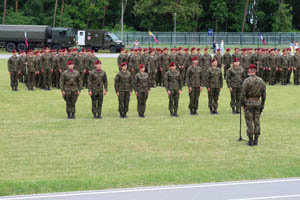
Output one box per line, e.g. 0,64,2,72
51,28,76,49
77,30,124,53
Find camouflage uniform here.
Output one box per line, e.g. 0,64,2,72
268,54,277,85
280,54,290,85
206,67,223,113
226,66,245,113
149,55,158,87
222,52,232,78
134,72,151,117
41,53,53,89
241,74,266,146
75,55,85,83
186,65,203,114
129,54,140,76
160,54,170,85
164,69,182,116
293,53,300,85
60,69,82,118
286,53,293,84
200,53,212,86
26,55,37,90
52,54,60,87
8,55,20,91
176,52,185,85
117,53,127,71
213,53,222,68
114,70,133,117
18,55,27,83
88,69,108,117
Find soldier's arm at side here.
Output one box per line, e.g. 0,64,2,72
104,72,108,92
114,74,119,93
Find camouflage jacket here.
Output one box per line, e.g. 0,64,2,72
26,56,37,72
293,54,300,68
8,56,19,72
114,71,133,92
41,54,53,70
226,66,245,88
268,54,277,69
134,72,151,92
149,55,158,73
60,69,82,92
222,53,232,66
241,75,266,107
201,54,212,70
164,70,182,91
176,53,185,67
213,53,222,68
75,55,85,72
88,69,108,93
160,54,170,70
280,55,290,69
129,55,140,71
206,67,223,89
18,56,27,72
186,65,203,88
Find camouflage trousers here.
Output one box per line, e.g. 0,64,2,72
83,72,89,87
136,91,148,113
52,70,60,87
19,70,26,83
293,68,300,84
179,68,185,86
168,89,180,112
244,105,261,137
188,87,200,110
230,87,241,111
91,91,103,114
150,71,156,87
10,72,18,88
268,68,276,84
118,91,130,113
42,69,52,88
27,72,36,88
257,67,264,79
281,68,288,85
63,91,79,113
201,70,208,87
224,64,230,78
287,68,292,83
208,88,220,110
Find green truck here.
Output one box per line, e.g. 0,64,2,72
0,25,76,52
77,30,124,53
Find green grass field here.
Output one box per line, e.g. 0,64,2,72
0,58,300,196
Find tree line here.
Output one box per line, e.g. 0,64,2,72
1,0,298,32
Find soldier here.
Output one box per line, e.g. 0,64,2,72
186,57,203,115
41,48,53,90
149,49,158,87
293,48,300,85
26,50,38,90
51,49,59,87
286,48,293,84
160,48,170,85
232,48,241,63
182,48,190,85
134,64,151,117
114,62,133,118
206,58,223,114
280,49,290,85
8,50,20,91
35,50,42,88
222,48,232,78
60,60,82,119
226,58,245,114
268,49,277,85
241,64,266,146
213,49,222,68
117,48,127,71
176,47,185,85
75,49,86,85
196,48,202,67
169,48,177,65
88,60,108,119
129,49,140,76
275,49,282,84
18,50,27,83
156,48,163,86
241,48,251,78
165,62,182,117
200,48,212,87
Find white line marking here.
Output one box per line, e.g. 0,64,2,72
1,178,300,200
230,194,300,200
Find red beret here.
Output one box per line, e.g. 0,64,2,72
249,64,257,69
20,50,24,54
184,48,189,51
226,48,230,51
34,51,39,55
164,48,168,51
121,48,124,51
73,48,77,52
191,47,195,51
143,48,148,52
211,58,217,63
233,58,239,62
178,47,182,50
296,48,299,52
138,48,142,51
120,62,127,67
58,49,63,52
192,56,198,61
197,48,201,51
139,64,145,69
91,50,95,53
12,49,16,53
204,48,208,51
94,60,101,65
67,60,74,65
217,49,221,52
169,62,176,67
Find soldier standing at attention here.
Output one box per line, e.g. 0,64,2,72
176,47,185,85
134,64,151,118
26,50,38,90
232,48,241,63
88,60,108,119
241,64,266,146
8,50,20,91
268,49,277,85
149,49,158,87
129,49,140,76
213,49,222,69
115,62,133,118
160,48,170,85
51,49,59,87
206,58,223,114
226,58,245,114
186,57,203,115
200,48,212,87
293,48,300,85
41,48,53,90
165,62,182,117
60,60,82,119
117,48,127,71
222,48,232,78
18,50,27,83
280,49,290,85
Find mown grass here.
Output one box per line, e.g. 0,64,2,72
0,58,300,196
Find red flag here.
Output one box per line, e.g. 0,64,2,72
258,32,266,45
149,31,159,44
24,28,28,48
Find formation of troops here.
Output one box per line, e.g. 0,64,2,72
8,46,274,146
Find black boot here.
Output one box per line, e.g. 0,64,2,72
123,112,128,118
14,86,18,91
141,112,145,118
254,135,259,146
210,108,214,114
138,112,142,117
97,113,102,119
11,86,15,91
232,107,236,114
120,112,124,118
93,113,97,119
170,111,174,117
71,113,75,119
190,109,194,115
193,109,198,115
236,107,240,114
214,108,219,114
173,111,179,117
67,112,71,119
247,136,254,146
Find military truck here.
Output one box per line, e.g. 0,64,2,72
0,25,76,52
77,30,124,53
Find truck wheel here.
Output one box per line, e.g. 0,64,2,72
5,42,16,52
17,43,27,52
110,46,117,53
52,44,61,50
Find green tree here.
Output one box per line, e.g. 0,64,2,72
209,0,228,32
272,3,293,32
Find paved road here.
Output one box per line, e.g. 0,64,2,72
1,178,300,200
0,53,119,59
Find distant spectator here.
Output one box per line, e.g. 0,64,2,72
133,40,140,49
220,40,224,54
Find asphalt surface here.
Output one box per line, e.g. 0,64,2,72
0,53,118,59
1,178,300,200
